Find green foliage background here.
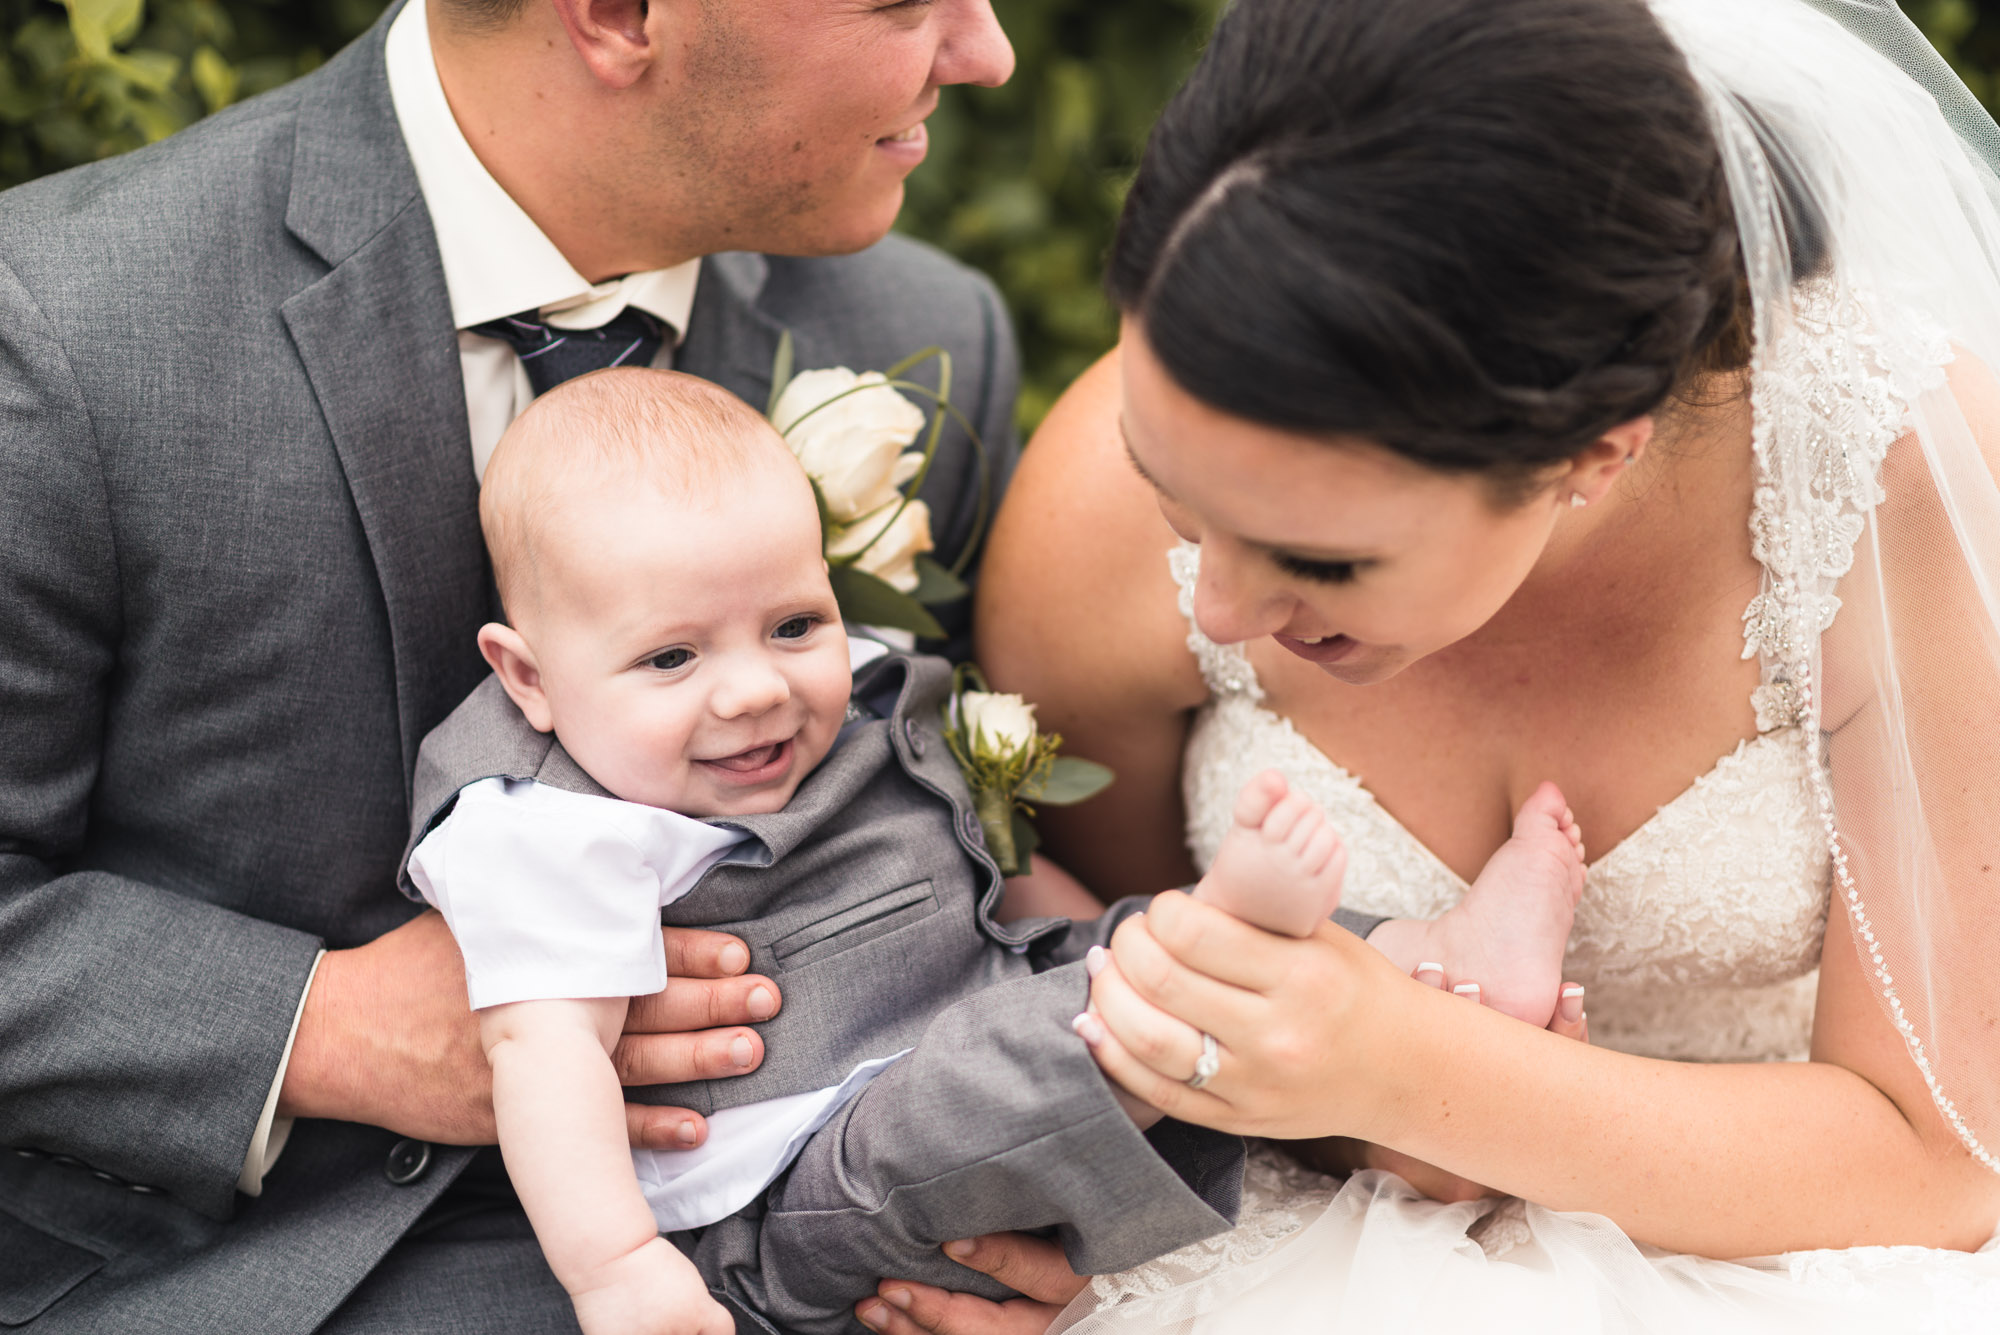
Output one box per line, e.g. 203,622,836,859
1,0,1991,430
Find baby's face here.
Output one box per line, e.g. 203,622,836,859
526,460,852,818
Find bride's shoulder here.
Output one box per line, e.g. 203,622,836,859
975,348,1206,713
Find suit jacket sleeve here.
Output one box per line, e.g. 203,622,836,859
0,257,323,1221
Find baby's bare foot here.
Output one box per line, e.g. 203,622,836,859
1427,782,1585,1027
1192,770,1347,937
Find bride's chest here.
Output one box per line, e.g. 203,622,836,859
1242,602,1766,884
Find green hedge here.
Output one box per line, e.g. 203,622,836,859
1,0,1987,430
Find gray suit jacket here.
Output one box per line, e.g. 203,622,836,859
402,654,1068,1115
0,3,1018,1328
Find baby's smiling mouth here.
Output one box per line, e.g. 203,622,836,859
700,739,793,776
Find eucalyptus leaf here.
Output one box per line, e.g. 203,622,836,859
828,564,947,640
911,553,968,604
1007,810,1041,875
766,328,795,419
1030,756,1115,805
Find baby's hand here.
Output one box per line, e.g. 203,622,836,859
570,1236,733,1335
1368,782,1585,1028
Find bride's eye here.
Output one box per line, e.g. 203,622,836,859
648,647,694,672
773,615,819,641
1275,552,1364,585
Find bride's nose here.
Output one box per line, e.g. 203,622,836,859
1192,543,1294,646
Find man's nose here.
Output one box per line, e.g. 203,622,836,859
1192,544,1292,648
934,0,1015,90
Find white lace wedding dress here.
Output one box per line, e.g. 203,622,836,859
1054,293,2000,1334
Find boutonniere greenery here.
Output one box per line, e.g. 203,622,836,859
942,665,1114,877
767,333,988,641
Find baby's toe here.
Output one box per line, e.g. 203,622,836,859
1512,781,1569,838
1232,770,1292,831
1262,790,1317,845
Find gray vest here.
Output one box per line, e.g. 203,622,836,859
400,651,1068,1115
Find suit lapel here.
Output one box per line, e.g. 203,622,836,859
280,10,487,797
679,251,788,412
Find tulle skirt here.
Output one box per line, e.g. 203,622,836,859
1053,1155,2000,1335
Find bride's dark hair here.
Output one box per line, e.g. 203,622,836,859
1107,0,1806,488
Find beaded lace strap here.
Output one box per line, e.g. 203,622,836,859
1168,543,1265,702
1738,277,1986,1166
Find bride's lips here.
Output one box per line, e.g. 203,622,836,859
697,738,796,786
1273,632,1364,665
875,120,929,167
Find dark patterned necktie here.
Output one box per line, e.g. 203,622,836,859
466,306,666,397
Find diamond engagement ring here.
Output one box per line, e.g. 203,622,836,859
1186,1032,1220,1090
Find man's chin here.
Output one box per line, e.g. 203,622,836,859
753,186,907,259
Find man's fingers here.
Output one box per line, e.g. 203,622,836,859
939,1232,1092,1305
857,1280,1065,1335
625,1103,708,1151
612,1025,764,1087
661,926,753,979
627,972,781,1035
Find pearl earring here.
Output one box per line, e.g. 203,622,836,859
1570,493,1589,509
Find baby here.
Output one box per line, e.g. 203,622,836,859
400,368,1585,1335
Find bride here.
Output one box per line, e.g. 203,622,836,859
855,0,2000,1329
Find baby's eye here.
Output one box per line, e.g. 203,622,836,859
649,647,694,672
773,615,818,641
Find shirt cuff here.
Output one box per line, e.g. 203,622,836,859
238,949,325,1197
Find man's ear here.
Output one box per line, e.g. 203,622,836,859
1562,417,1656,508
545,0,660,90
478,622,558,733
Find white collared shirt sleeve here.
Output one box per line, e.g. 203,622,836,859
407,778,746,1011
236,949,324,1196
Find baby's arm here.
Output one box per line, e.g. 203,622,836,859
481,998,730,1335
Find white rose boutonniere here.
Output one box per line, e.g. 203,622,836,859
943,666,1114,877
767,336,988,639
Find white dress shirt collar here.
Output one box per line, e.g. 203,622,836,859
384,0,698,338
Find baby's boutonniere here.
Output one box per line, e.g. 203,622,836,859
767,334,988,641
942,666,1114,876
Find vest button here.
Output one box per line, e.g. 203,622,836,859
960,808,986,849
904,718,927,758
384,1138,433,1186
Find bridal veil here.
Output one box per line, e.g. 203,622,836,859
1667,0,2000,1174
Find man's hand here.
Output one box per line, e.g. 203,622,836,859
278,911,781,1149
859,1233,1087,1335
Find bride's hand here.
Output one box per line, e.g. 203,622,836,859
1287,969,1591,1203
858,1234,1087,1335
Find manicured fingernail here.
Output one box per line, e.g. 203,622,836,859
1085,945,1108,978
676,1119,700,1146
884,1288,912,1311
1415,961,1445,979
945,1239,976,1259
719,942,749,975
1558,985,1585,1024
747,986,776,1020
730,1036,754,1068
1453,982,1481,999
1071,1012,1106,1046
858,1302,887,1330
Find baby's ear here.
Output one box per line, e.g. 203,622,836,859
477,622,556,733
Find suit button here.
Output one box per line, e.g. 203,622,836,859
904,719,927,758
128,1182,163,1196
960,809,985,849
384,1139,433,1186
